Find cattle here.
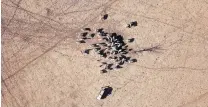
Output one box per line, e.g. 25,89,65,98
102,14,108,20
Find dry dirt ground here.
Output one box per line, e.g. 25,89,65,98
2,0,208,107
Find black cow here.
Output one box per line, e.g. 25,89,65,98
102,14,108,20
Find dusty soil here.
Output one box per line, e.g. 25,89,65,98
2,0,208,107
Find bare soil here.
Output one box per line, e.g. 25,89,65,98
2,0,208,107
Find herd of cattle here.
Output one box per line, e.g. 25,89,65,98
76,14,138,99
77,26,138,73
